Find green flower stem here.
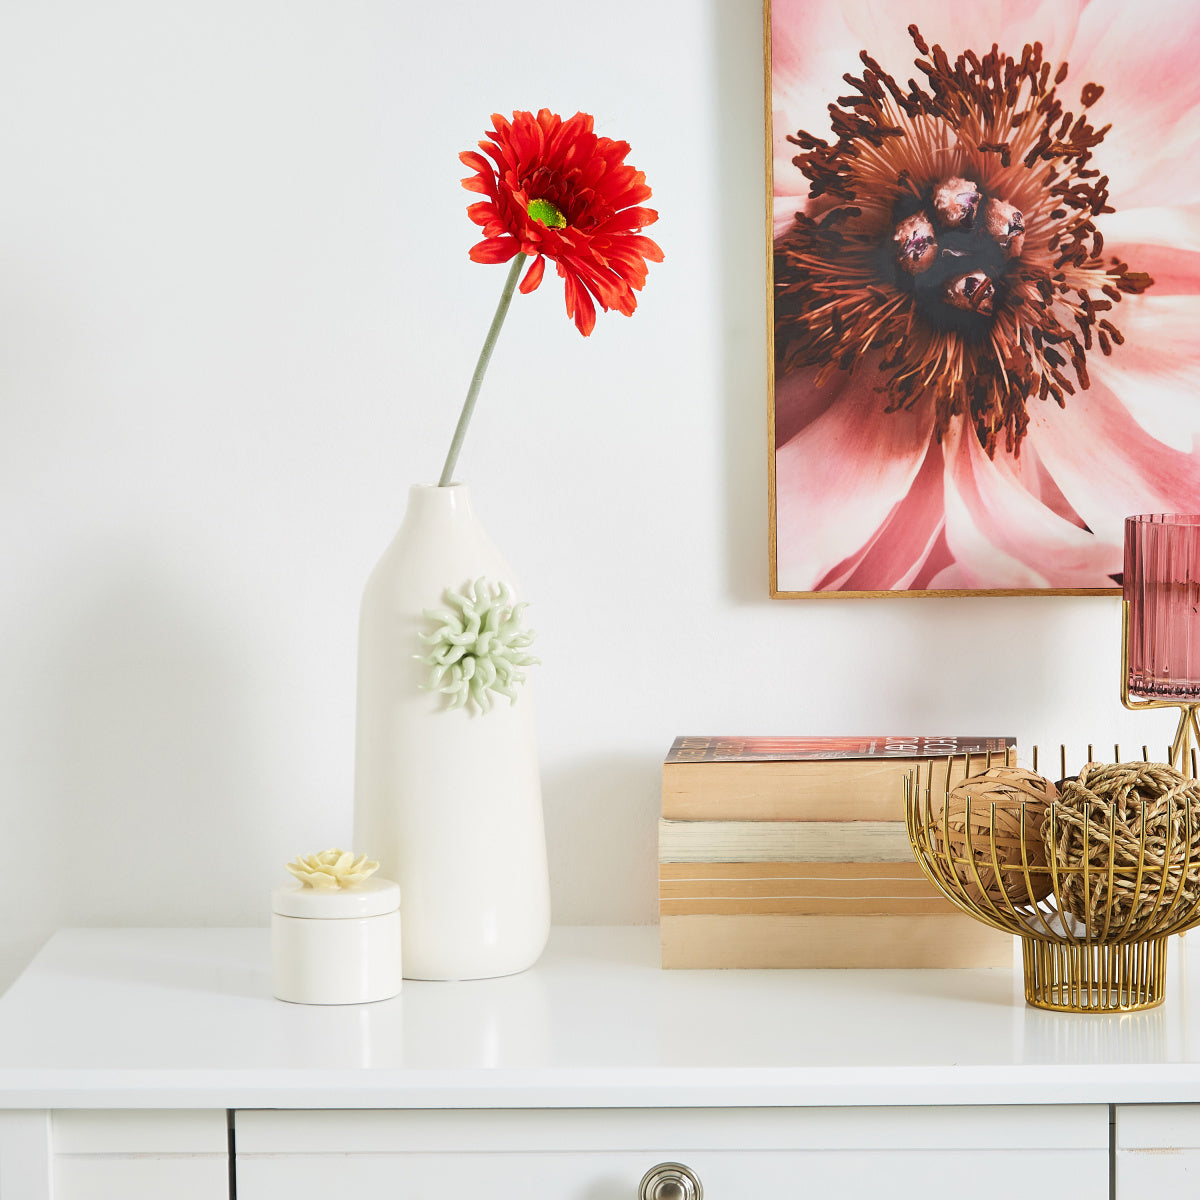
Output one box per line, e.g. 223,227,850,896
438,251,528,487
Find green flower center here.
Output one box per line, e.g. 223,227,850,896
527,198,567,229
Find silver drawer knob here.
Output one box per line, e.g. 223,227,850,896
639,1162,703,1200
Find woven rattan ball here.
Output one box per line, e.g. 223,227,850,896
1044,761,1200,930
938,766,1057,908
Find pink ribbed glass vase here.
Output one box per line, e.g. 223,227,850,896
1124,514,1200,700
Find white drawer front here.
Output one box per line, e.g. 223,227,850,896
53,1156,230,1200
236,1106,1108,1200
51,1110,229,1200
1117,1103,1200,1192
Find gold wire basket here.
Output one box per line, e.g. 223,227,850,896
905,745,1200,1013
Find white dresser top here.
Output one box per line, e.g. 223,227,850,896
0,926,1197,1110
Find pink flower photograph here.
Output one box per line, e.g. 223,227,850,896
769,0,1200,596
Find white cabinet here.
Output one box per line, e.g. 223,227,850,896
8,929,1200,1200
235,1105,1109,1200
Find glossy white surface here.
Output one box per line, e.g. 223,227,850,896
1,926,1199,1109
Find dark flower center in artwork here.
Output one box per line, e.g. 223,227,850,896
888,180,1024,328
773,26,1153,456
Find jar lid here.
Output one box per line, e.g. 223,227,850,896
272,876,400,919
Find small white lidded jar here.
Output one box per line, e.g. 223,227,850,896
272,876,402,1004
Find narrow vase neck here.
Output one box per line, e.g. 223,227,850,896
400,484,480,537
405,483,476,524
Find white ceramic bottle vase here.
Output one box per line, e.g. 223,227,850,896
352,483,551,979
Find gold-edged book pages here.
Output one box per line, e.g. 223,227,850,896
661,913,1014,969
660,861,951,917
658,820,913,863
663,758,981,821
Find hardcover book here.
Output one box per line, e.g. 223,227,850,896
658,734,1017,968
662,735,1016,822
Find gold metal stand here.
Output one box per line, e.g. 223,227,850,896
1021,936,1168,1013
905,749,1200,1013
1121,598,1200,775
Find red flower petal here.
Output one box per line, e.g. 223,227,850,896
562,271,598,336
592,207,660,236
464,200,496,228
468,237,520,265
519,255,546,294
458,150,493,176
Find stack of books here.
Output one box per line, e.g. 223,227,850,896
659,735,1017,969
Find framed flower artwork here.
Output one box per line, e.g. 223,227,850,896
767,0,1200,598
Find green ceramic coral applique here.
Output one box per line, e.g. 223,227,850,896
418,577,540,713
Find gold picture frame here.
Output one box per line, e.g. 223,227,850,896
765,0,1200,599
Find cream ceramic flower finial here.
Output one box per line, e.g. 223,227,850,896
285,849,380,890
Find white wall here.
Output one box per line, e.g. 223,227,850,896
0,0,1177,990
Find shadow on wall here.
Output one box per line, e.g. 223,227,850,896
2,549,272,990
711,0,772,606
541,754,661,926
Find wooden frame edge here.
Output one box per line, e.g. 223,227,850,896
764,0,779,599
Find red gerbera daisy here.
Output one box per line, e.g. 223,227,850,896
460,109,664,336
